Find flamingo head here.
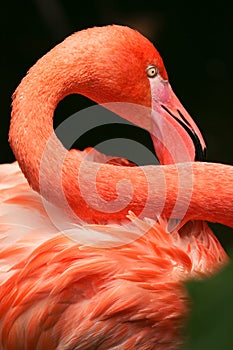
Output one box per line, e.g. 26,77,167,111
55,25,206,164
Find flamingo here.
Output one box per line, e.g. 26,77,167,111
0,25,232,349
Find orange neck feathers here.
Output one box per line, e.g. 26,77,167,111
9,25,233,227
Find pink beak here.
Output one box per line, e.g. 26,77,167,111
149,76,206,165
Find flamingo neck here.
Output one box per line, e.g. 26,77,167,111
10,61,68,193
9,37,233,228
9,78,233,229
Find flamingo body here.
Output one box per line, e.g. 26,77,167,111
0,25,232,349
0,163,227,349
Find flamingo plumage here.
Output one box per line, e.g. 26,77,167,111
0,25,232,349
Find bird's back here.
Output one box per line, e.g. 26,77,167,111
0,162,227,349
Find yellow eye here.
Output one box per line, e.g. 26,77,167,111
147,66,158,78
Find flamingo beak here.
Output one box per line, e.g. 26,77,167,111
149,76,207,165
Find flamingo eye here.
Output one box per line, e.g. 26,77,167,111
147,66,158,78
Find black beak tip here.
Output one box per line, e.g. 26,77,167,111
195,145,207,162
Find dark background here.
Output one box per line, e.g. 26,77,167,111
1,0,232,249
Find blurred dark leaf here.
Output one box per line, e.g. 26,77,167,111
182,250,233,349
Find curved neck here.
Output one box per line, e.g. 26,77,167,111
10,39,97,194
9,44,233,228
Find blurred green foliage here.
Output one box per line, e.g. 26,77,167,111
182,250,233,349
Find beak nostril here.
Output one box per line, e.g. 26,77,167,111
160,104,175,119
160,105,207,162
177,109,193,130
